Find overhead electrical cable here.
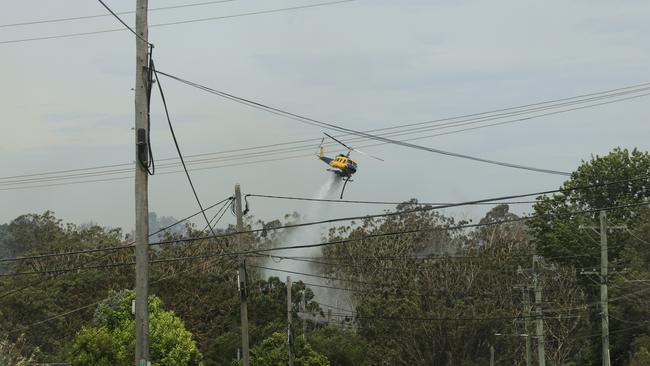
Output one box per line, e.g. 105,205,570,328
5,256,238,335
205,198,234,231
150,188,650,247
245,193,536,206
0,0,355,45
0,250,239,277
156,71,594,176
0,195,233,301
4,79,649,181
249,266,520,297
265,255,521,272
152,61,217,236
96,0,149,45
2,83,649,190
0,196,232,264
0,0,237,28
156,71,650,175
2,177,647,262
2,197,647,269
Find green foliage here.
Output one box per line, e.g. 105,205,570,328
0,335,39,366
249,332,329,366
308,327,369,366
68,290,203,366
0,212,132,362
528,148,650,364
530,148,650,268
629,347,650,366
4,150,650,366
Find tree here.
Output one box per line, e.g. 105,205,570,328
529,148,650,269
629,347,650,366
528,148,650,365
249,332,329,366
0,335,39,366
308,327,369,366
69,290,203,366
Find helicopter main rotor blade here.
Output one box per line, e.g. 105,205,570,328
323,132,353,151
324,132,384,161
350,147,385,162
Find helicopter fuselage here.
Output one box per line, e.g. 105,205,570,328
319,153,357,177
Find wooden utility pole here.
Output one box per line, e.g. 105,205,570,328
579,212,624,366
300,290,307,340
600,211,611,366
134,0,150,364
522,287,533,366
287,276,294,366
533,256,546,366
235,184,250,366
490,344,495,366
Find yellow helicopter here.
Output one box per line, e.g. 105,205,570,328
317,133,383,198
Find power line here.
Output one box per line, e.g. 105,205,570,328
205,198,234,231
309,301,585,323
5,301,103,336
2,177,648,262
153,186,650,248
252,264,392,287
149,0,355,28
251,265,525,298
0,0,237,28
7,81,650,182
0,0,355,45
264,255,522,273
2,84,648,190
157,71,647,175
0,195,233,301
96,0,149,45
5,256,238,336
153,71,644,176
155,71,584,176
0,249,239,277
152,61,217,237
6,200,645,277
245,193,536,206
0,196,233,264
4,79,647,193
625,229,650,246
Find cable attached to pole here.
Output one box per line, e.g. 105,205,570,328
151,59,216,236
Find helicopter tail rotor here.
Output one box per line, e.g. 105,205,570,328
317,138,325,158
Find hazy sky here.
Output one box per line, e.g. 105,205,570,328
1,0,649,233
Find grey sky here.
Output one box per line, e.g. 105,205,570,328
1,0,649,233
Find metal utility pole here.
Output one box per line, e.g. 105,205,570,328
522,287,533,366
600,211,611,366
134,0,150,364
287,276,294,366
235,184,250,366
533,256,546,366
